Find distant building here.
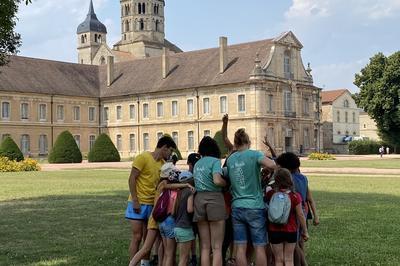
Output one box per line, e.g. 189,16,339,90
321,89,360,153
359,111,380,140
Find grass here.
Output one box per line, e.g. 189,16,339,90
1,170,400,265
301,158,400,169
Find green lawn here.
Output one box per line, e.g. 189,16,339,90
1,170,400,265
301,158,400,169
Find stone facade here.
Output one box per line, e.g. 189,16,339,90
0,1,321,159
321,89,360,153
359,111,380,140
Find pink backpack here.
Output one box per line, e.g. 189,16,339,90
152,190,178,222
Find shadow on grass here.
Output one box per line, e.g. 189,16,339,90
307,190,400,266
0,191,131,266
1,190,400,266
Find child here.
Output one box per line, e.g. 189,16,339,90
173,172,196,266
129,163,194,266
266,168,309,266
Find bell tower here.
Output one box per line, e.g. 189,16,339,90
77,0,108,64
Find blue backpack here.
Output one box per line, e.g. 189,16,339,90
267,191,291,224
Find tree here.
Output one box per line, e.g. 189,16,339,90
354,52,400,150
88,134,120,162
48,131,82,163
0,136,24,161
0,0,31,67
213,130,228,158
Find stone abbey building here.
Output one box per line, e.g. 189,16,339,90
0,0,321,158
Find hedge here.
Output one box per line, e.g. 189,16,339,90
88,134,120,162
48,131,82,163
349,140,383,155
0,136,24,162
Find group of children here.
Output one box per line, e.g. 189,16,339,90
127,116,319,266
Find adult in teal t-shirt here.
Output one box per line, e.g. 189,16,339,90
194,156,222,192
226,129,276,266
226,149,265,209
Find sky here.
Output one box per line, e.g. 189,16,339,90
15,0,400,92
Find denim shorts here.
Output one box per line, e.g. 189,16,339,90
159,216,176,239
125,202,153,221
174,227,195,243
231,208,268,246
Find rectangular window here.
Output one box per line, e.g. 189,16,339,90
187,99,194,115
220,96,227,114
172,132,178,146
21,103,29,119
345,112,348,123
39,135,48,155
89,107,96,122
74,135,81,149
116,106,122,120
116,134,122,151
157,102,163,117
171,101,178,116
143,103,149,118
143,133,149,151
39,104,47,121
303,98,309,114
204,130,211,137
89,135,96,151
73,106,80,121
1,102,10,119
304,128,309,148
238,95,245,112
57,105,64,121
267,128,275,147
268,95,273,112
337,111,340,122
353,112,356,123
188,131,194,151
129,104,136,120
129,134,136,152
20,134,30,154
203,98,210,114
284,92,292,112
103,107,109,122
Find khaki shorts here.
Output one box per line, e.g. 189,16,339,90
194,192,227,222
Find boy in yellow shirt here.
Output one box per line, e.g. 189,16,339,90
125,136,177,263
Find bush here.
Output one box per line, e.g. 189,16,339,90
164,134,182,160
88,134,120,162
0,157,41,172
308,152,336,160
213,130,228,158
48,131,82,163
349,140,385,155
0,136,24,161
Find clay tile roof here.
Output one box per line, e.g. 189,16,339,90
0,56,100,97
99,38,274,97
321,89,348,104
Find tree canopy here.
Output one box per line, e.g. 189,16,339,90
0,0,31,67
354,52,400,149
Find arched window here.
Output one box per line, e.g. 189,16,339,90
142,3,146,14
100,57,106,65
154,4,157,14
140,19,144,30
344,99,349,108
138,3,142,14
125,20,130,32
155,20,159,31
81,35,85,44
98,35,102,43
284,50,291,79
94,34,98,43
84,34,87,43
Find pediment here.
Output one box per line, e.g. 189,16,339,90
273,31,303,49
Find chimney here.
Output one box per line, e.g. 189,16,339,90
107,56,114,86
162,47,169,79
219,36,228,74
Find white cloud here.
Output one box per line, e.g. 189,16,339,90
356,1,400,20
285,0,330,19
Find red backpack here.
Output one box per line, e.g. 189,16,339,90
152,190,171,222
